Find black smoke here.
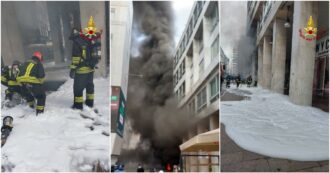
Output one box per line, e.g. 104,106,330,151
118,1,192,169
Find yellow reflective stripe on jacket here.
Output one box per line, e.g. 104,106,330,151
70,64,77,69
74,96,84,103
72,56,81,64
28,101,34,106
16,62,44,84
76,66,94,74
8,80,21,86
82,47,86,59
1,76,7,82
36,105,44,110
25,63,35,77
86,93,94,100
17,76,44,84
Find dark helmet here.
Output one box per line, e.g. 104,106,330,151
33,51,43,62
12,60,20,66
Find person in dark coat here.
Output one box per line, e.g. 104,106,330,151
247,75,252,87
236,75,241,88
226,75,231,88
69,16,101,110
17,51,46,115
137,164,144,172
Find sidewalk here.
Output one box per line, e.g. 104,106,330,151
220,89,329,172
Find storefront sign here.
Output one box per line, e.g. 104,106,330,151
111,86,126,137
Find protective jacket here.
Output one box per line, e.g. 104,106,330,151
17,57,45,84
1,66,9,87
69,33,101,74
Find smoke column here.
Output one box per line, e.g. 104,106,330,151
119,1,192,169
221,1,255,78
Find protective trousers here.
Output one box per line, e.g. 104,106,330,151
21,84,46,114
6,85,22,100
73,72,94,109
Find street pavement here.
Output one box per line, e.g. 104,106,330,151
220,88,329,172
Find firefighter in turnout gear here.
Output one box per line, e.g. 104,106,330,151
69,16,101,110
1,65,10,99
1,61,22,100
17,51,46,115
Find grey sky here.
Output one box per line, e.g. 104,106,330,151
172,1,194,46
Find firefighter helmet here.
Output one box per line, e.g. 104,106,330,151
33,51,43,62
12,60,20,66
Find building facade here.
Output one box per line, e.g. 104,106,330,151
247,1,329,111
110,1,133,165
173,1,220,172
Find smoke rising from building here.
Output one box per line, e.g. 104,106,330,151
119,1,193,168
221,1,255,78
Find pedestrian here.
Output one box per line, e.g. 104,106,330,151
236,75,241,88
137,164,144,172
69,16,101,110
17,51,46,115
247,75,252,87
226,76,231,88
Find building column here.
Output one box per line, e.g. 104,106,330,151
271,19,287,93
289,1,318,105
257,45,263,87
263,36,272,89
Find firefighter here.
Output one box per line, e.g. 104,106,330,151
226,75,231,88
17,51,46,115
69,16,101,110
247,75,252,88
1,61,22,101
236,75,241,88
7,60,23,100
1,65,10,99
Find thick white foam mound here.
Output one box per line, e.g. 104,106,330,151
1,78,110,172
221,86,329,161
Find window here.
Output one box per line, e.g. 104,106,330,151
211,36,219,62
199,58,205,76
178,65,181,80
173,73,176,85
176,71,179,84
174,55,177,66
210,74,219,102
211,5,219,31
182,61,185,75
189,99,195,115
197,87,207,112
111,8,115,19
182,82,185,98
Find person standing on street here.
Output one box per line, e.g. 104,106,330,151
69,16,101,110
247,75,252,87
236,75,241,88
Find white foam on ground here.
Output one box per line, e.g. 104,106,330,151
221,85,329,161
1,78,110,172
